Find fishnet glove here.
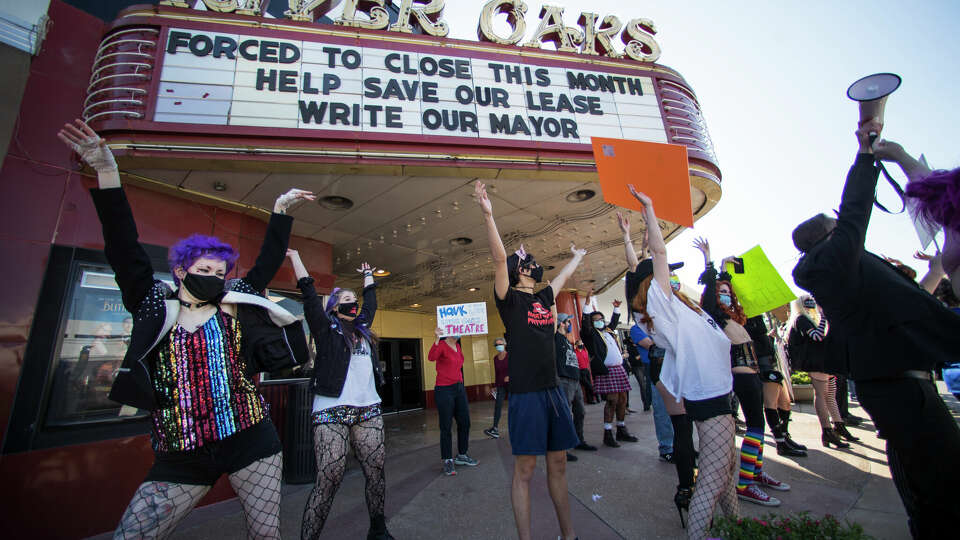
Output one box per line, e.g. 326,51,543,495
76,135,118,173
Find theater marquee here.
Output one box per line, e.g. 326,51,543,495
156,28,666,145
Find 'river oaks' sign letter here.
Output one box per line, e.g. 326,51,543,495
159,0,661,62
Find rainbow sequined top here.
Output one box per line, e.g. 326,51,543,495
151,310,266,452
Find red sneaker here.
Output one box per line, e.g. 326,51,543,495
737,484,781,506
758,471,790,491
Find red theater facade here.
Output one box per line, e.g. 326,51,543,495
0,1,721,536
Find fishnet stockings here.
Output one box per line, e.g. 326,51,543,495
301,416,386,540
229,452,283,539
687,415,738,540
114,482,210,539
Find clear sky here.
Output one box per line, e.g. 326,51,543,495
438,0,960,291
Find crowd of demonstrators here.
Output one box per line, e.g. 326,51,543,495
791,118,960,538
428,328,478,476
484,337,509,439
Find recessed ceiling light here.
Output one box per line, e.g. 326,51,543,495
373,269,390,277
409,303,421,308
449,237,473,246
319,195,354,210
467,287,478,291
544,265,555,270
213,181,227,191
566,189,595,203
585,279,597,283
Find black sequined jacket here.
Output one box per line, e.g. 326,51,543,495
90,187,304,411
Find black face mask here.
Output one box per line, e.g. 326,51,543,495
338,302,359,317
521,262,544,283
182,273,224,303
802,299,816,309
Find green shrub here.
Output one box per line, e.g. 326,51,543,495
709,512,871,540
791,371,811,385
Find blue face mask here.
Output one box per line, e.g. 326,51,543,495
593,320,605,329
719,293,732,307
495,344,505,352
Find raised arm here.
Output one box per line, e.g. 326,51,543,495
59,119,154,311
629,185,671,296
617,211,639,269
474,181,509,300
608,299,622,330
288,249,330,338
874,139,932,184
243,189,315,292
549,244,586,295
356,262,377,326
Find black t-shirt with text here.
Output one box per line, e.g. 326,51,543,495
494,286,558,393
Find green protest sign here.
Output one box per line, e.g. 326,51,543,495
725,246,796,318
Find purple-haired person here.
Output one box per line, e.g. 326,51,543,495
58,119,314,539
287,249,394,540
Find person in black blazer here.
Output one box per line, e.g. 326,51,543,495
791,118,960,539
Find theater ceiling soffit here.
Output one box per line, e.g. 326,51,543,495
125,167,712,312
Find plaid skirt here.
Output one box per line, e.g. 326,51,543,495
594,364,632,394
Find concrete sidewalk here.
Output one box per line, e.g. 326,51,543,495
94,383,960,539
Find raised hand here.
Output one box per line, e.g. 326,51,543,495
570,243,586,258
855,118,883,153
693,237,710,254
873,139,905,162
274,188,316,214
356,262,376,275
612,299,622,308
57,119,117,172
286,248,299,258
627,184,652,207
616,211,630,236
474,180,493,216
914,250,944,272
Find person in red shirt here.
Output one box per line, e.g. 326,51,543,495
485,337,509,438
574,340,596,403
428,328,478,475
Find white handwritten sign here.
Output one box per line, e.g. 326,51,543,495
437,302,488,337
154,29,666,145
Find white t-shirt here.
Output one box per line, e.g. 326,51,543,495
601,331,623,367
644,280,732,402
312,339,382,412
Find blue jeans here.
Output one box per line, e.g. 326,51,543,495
435,382,470,460
647,364,674,455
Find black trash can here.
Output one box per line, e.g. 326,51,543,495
284,380,317,484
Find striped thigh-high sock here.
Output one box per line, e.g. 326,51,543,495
737,427,763,491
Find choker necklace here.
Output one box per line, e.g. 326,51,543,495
515,285,534,291
179,299,210,309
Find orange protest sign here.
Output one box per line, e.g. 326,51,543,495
590,137,694,228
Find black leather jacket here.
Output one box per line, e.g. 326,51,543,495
90,187,302,410
298,277,385,397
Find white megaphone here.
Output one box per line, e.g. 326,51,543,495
847,73,901,142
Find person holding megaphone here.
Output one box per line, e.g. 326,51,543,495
791,117,960,539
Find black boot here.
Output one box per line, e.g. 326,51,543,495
674,485,693,528
603,429,620,447
833,421,860,442
771,422,806,457
821,427,850,449
367,515,394,540
616,425,638,442
778,409,807,451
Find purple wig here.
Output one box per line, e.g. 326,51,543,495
326,287,376,345
168,234,239,285
905,167,960,232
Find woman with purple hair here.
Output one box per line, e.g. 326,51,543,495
287,250,393,540
58,119,314,539
874,139,960,296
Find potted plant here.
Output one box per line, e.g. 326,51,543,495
791,371,814,402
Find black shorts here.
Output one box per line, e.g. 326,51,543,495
760,370,784,383
145,420,282,486
683,393,734,422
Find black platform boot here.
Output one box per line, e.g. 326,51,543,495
616,425,638,442
833,421,860,442
821,427,850,449
603,429,620,448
